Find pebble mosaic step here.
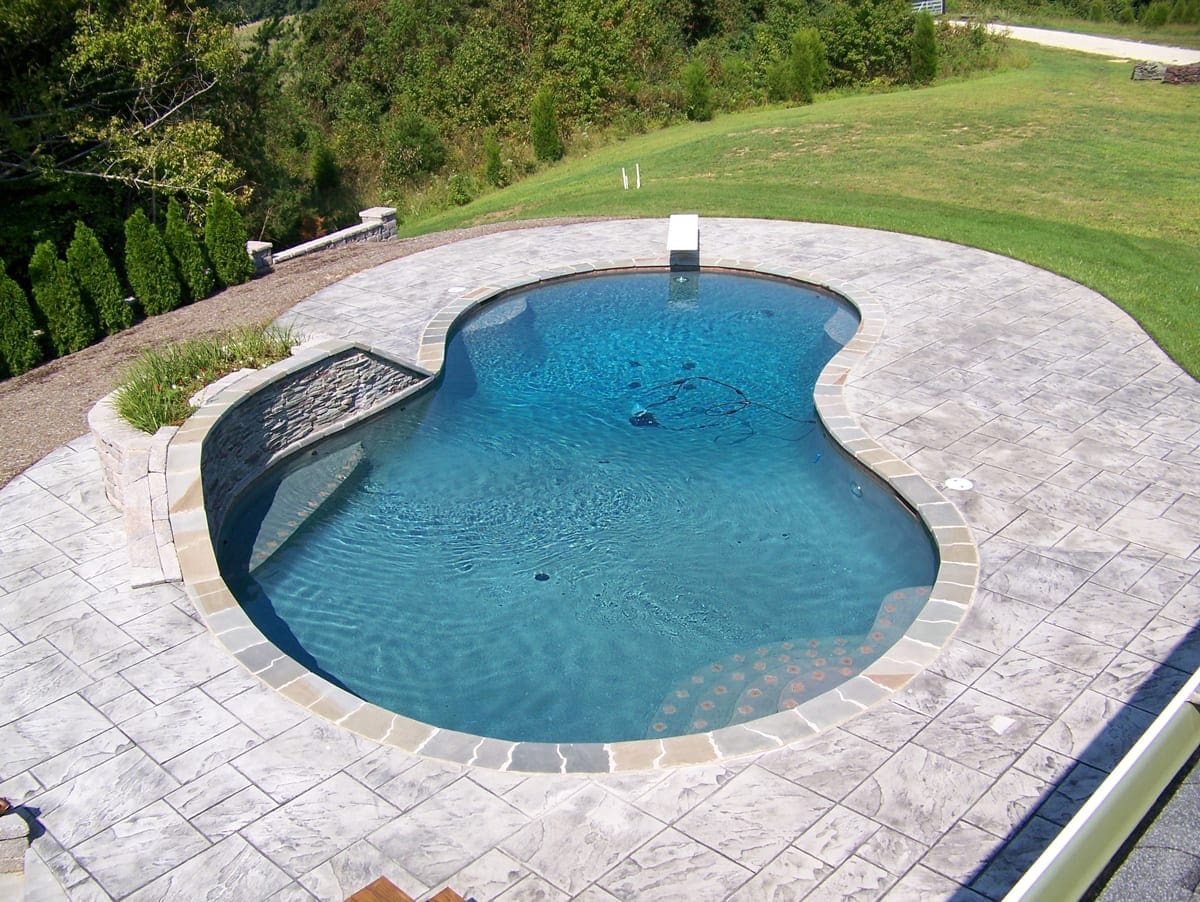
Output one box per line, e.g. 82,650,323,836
648,586,932,736
343,877,467,902
249,441,366,570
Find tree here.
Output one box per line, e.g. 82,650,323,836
530,86,564,162
165,198,215,303
204,190,254,287
683,61,715,121
0,261,42,377
911,12,938,84
67,221,132,335
0,0,242,203
791,27,828,103
125,208,182,315
29,241,97,356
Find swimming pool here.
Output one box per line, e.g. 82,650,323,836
218,271,938,743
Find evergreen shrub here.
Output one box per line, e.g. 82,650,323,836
484,132,508,187
67,220,132,334
204,190,255,287
0,261,42,377
911,12,938,84
792,27,829,102
165,199,215,303
1088,0,1107,20
311,145,340,193
530,86,564,162
29,240,97,356
682,61,715,121
124,209,183,315
1140,0,1170,25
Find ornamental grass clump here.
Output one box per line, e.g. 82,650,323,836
67,221,132,334
29,240,97,356
113,323,298,433
0,261,43,377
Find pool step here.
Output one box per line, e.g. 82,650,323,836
647,586,931,737
250,442,366,571
343,877,466,902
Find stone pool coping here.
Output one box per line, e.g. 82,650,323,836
164,245,979,774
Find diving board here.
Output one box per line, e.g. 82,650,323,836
667,213,700,270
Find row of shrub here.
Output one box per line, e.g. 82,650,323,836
1098,0,1200,24
0,191,254,380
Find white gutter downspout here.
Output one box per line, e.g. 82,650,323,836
1005,667,1200,901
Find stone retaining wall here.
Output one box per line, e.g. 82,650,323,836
270,207,398,266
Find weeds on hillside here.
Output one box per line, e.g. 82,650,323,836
114,324,298,433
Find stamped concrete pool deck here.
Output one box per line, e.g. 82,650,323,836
2,219,1199,901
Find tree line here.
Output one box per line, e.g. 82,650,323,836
0,0,1006,377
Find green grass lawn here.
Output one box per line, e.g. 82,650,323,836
405,47,1200,378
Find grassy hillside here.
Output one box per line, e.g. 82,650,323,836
406,47,1200,377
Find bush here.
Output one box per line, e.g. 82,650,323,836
935,21,1007,77
204,190,255,288
165,199,215,303
29,240,97,356
113,323,298,433
125,209,183,315
910,12,938,84
765,59,793,102
310,144,340,193
484,132,508,187
1140,0,1170,25
1116,2,1136,22
0,260,42,377
382,111,447,184
1088,0,1107,19
530,86,564,162
447,173,476,206
66,221,131,335
821,0,914,86
682,61,715,121
792,27,829,103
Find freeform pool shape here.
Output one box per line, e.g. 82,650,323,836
216,271,939,744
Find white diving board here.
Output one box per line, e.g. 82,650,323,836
667,214,700,270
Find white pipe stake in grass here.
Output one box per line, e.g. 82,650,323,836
622,167,628,190
636,163,641,189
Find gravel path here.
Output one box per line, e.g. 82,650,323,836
974,22,1200,64
0,218,599,488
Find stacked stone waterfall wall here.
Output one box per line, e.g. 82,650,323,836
201,346,425,528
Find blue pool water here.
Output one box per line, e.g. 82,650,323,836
219,271,938,743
